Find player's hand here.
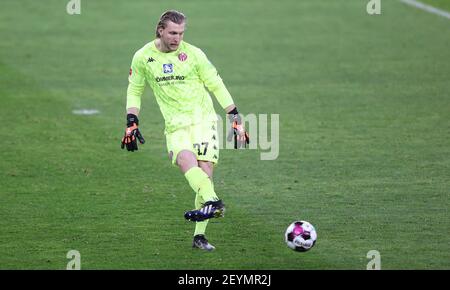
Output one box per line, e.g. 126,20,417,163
227,113,249,149
121,114,145,152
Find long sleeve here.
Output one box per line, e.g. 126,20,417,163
126,50,146,110
196,49,234,109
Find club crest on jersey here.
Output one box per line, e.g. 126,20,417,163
178,52,187,62
163,63,173,74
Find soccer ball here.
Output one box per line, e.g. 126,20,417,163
285,221,317,252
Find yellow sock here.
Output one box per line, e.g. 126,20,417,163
194,194,209,236
184,167,218,202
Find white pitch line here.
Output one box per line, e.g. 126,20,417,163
72,109,100,115
400,0,450,20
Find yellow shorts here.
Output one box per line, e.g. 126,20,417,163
166,121,219,165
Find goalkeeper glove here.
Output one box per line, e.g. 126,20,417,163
227,108,249,149
121,114,145,152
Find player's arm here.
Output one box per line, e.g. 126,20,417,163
196,48,234,110
121,51,146,152
196,49,249,148
126,50,146,115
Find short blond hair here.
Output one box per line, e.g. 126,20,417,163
155,10,186,38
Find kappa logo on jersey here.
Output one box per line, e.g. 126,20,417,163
163,64,173,74
147,57,155,63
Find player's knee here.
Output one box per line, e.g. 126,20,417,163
176,150,197,167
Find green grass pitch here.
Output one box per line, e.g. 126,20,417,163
0,0,449,269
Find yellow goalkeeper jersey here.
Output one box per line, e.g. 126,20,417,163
126,40,234,134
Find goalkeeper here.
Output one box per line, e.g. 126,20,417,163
121,10,249,251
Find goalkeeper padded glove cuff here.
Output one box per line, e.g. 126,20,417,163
126,113,139,127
